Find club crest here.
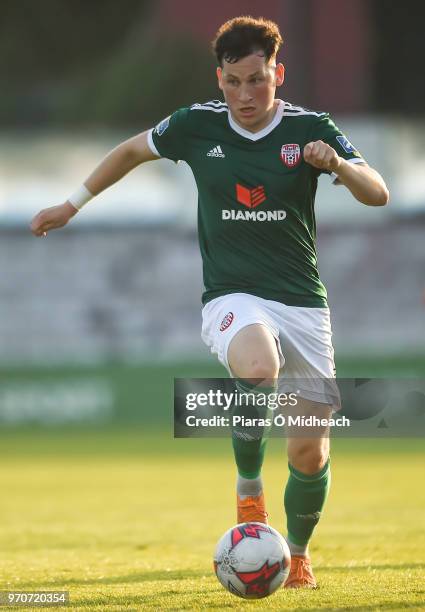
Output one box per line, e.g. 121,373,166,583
280,143,301,168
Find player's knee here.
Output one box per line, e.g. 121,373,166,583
249,360,279,382
288,443,329,475
235,358,279,384
228,324,280,383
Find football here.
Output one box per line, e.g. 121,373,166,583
213,522,291,599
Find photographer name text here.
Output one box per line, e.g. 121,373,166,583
185,414,350,428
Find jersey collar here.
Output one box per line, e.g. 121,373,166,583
227,99,284,141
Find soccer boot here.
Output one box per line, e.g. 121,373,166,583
237,492,268,524
284,555,317,589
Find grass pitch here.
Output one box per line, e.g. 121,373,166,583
0,429,424,611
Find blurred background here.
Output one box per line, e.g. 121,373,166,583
0,0,424,428
1,6,424,605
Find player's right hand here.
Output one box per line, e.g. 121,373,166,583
30,202,78,237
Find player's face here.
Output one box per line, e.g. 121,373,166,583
217,53,284,132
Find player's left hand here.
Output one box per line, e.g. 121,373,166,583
303,140,342,173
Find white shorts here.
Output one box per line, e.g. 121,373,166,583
201,293,338,405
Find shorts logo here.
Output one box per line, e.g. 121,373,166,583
280,143,301,168
220,312,234,331
236,183,266,208
336,135,356,154
154,116,170,136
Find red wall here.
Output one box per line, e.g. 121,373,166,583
155,0,370,112
310,0,370,112
157,0,283,41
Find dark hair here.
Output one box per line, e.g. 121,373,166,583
212,16,283,66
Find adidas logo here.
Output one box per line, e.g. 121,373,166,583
207,145,225,158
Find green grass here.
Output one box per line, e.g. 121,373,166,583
0,430,424,610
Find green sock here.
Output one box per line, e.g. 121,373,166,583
284,458,331,547
231,379,275,479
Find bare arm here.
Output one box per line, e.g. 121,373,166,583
30,130,158,236
304,140,389,206
84,130,158,195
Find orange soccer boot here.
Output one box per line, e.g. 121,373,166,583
237,492,268,524
284,555,318,589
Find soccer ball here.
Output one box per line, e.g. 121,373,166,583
214,522,291,599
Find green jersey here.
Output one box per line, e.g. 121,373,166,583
149,99,364,307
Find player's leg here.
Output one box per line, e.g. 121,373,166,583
268,302,336,587
228,323,280,524
227,323,280,382
201,294,283,524
283,400,332,588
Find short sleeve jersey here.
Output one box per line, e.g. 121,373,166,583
149,99,365,308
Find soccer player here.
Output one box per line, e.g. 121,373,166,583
31,17,389,588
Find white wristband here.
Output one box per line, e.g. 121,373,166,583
68,185,93,211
